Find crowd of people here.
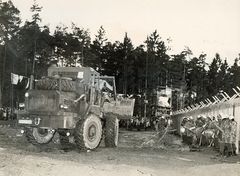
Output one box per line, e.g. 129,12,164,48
0,107,11,120
119,115,171,132
180,113,237,156
0,107,19,121
124,116,151,131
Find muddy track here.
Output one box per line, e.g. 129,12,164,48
0,127,239,176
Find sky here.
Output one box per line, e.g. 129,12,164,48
7,0,240,64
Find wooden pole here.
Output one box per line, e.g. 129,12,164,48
11,51,15,119
144,47,148,119
0,81,2,108
81,39,84,67
235,104,240,154
113,77,117,101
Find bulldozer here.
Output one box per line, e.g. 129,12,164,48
17,66,135,150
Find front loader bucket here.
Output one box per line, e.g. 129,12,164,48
103,99,135,119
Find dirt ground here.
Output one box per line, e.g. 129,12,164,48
0,126,239,176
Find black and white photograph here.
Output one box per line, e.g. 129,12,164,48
0,0,240,175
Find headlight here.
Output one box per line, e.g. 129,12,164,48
180,126,186,133
25,92,29,98
60,104,68,109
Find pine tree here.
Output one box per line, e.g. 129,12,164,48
90,26,107,73
0,0,21,107
217,59,230,92
207,53,222,96
229,55,240,88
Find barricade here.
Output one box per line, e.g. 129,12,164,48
172,88,240,154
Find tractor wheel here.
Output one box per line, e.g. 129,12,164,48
105,116,119,147
74,114,102,150
25,127,55,145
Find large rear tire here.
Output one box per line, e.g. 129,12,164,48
74,114,102,150
25,127,55,145
105,117,119,147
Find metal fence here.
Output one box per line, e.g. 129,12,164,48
172,87,240,154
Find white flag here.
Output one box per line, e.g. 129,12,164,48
11,73,19,85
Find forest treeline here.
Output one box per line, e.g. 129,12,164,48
1,0,240,111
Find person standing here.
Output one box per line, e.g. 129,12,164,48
229,116,237,155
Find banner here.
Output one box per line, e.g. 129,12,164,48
157,87,172,108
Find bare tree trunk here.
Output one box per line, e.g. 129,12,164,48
123,64,128,95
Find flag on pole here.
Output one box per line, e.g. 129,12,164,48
11,73,19,85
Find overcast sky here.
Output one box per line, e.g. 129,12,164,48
9,0,240,64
